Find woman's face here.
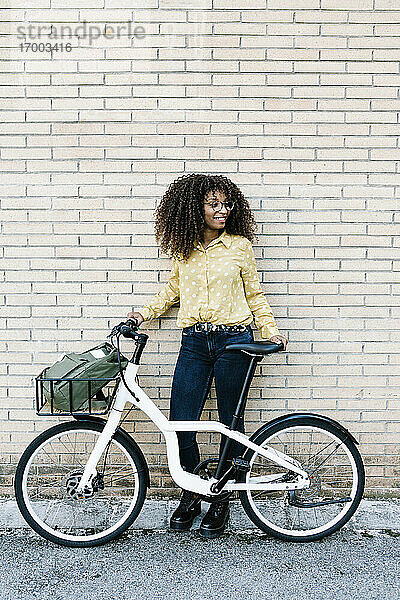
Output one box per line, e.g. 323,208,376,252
203,189,229,232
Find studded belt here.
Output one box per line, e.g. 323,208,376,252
186,322,248,334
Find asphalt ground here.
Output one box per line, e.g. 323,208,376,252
1,498,399,600
0,527,399,600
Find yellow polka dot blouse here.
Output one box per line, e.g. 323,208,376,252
140,230,281,340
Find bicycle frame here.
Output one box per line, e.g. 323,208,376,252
77,363,310,497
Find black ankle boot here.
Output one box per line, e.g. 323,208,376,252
170,490,202,531
199,501,229,539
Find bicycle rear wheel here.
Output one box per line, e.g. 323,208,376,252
15,420,147,547
239,417,364,542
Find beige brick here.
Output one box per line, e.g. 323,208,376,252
79,185,130,197
53,148,103,159
52,98,106,111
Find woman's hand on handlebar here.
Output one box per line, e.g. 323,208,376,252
127,311,144,326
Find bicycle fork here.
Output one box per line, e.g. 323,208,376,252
75,406,123,495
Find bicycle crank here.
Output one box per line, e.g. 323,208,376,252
193,458,232,503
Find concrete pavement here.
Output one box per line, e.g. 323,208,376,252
0,526,399,600
1,499,399,600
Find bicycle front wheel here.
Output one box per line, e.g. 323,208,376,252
239,417,365,542
15,420,147,547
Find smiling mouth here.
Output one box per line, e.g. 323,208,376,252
214,217,226,222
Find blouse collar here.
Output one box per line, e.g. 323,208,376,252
193,229,232,252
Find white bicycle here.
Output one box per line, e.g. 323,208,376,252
15,319,365,547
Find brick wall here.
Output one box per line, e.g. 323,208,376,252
1,1,399,497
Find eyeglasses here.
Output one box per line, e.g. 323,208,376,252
204,200,235,212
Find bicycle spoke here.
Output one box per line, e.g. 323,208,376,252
108,472,137,485
104,464,135,480
57,436,86,469
308,442,343,475
46,500,64,527
41,446,70,472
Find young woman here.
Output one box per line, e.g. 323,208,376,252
128,173,288,539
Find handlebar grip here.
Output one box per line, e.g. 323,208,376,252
119,327,135,339
120,319,139,338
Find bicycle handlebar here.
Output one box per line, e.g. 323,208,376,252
110,319,148,368
109,318,140,339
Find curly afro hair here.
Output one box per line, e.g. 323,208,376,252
153,173,258,262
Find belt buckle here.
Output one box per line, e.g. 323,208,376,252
201,322,216,333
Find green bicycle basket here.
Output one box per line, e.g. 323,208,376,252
39,342,128,413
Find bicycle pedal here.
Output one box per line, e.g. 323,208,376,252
232,457,250,472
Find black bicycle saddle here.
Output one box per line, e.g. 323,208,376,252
225,341,284,356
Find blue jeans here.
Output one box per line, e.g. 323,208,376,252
169,324,255,473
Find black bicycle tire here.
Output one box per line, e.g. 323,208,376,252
15,420,148,548
238,416,365,542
